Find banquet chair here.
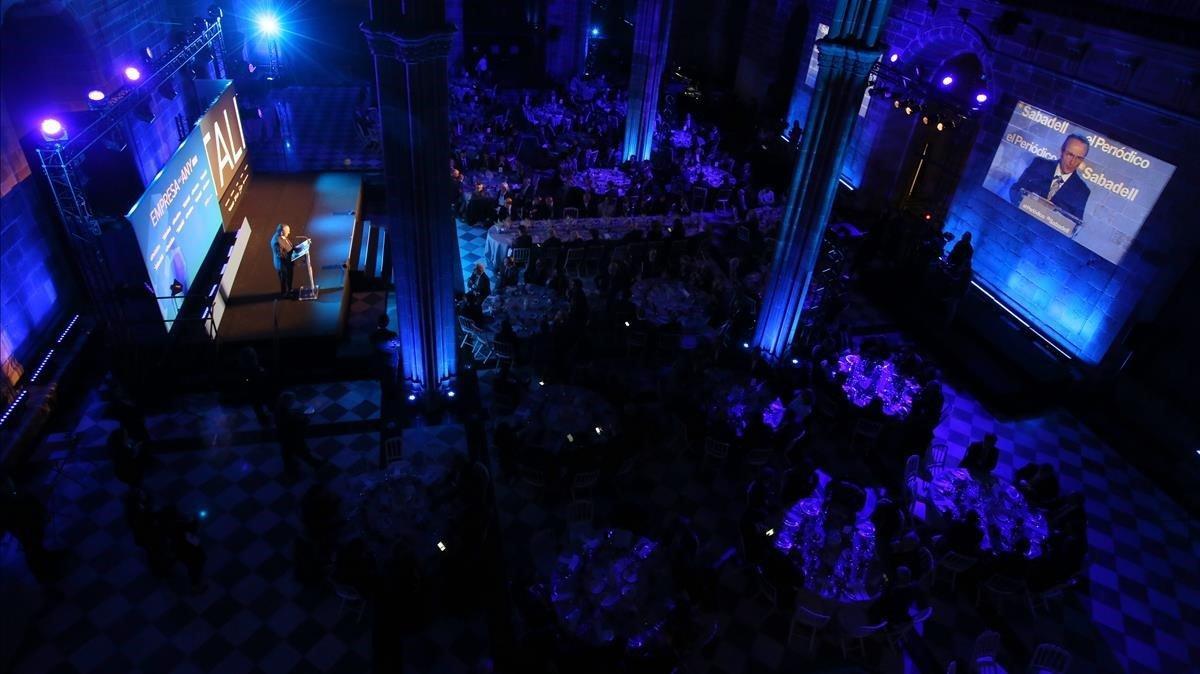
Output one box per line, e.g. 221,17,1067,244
789,605,832,654
884,604,933,653
563,207,580,220
744,447,774,472
1026,643,1071,674
490,340,516,369
333,582,367,623
382,436,404,467
714,189,733,214
934,551,979,591
701,438,730,469
850,418,886,453
570,470,601,501
976,574,1035,615
516,464,548,500
970,630,1002,673
749,565,779,610
563,248,586,278
511,246,532,272
691,186,708,212
459,316,483,351
566,499,595,527
838,620,888,659
926,443,949,477
584,245,606,276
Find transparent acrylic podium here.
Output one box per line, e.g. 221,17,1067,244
291,238,319,301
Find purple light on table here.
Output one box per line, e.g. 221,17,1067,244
762,397,785,431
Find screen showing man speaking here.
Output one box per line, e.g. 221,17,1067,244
982,101,1175,265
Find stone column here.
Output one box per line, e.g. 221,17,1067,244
546,0,590,83
751,0,892,360
446,0,464,72
621,0,674,162
363,1,459,399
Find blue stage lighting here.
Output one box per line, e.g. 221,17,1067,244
591,27,600,36
256,13,281,37
940,75,954,87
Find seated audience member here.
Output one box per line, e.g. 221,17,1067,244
498,255,521,290
647,220,664,241
669,217,687,239
466,262,491,303
526,258,551,286
869,566,927,625
939,510,984,557
1015,462,1061,507
513,225,534,249
960,432,999,477
542,227,563,248
545,266,569,296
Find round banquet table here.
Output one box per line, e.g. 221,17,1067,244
772,492,885,605
482,284,569,339
571,167,632,195
545,528,678,654
828,350,922,420
683,164,734,189
347,450,464,575
484,216,704,271
702,369,789,440
514,384,619,454
928,468,1050,558
630,278,712,333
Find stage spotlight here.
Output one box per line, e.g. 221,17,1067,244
87,89,106,102
889,53,899,63
904,103,913,115
893,99,901,109
924,212,933,221
124,66,142,81
591,27,600,37
936,120,945,131
940,75,954,87
921,114,929,125
256,13,281,37
40,118,67,142
975,92,989,104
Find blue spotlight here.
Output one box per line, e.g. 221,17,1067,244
940,75,954,87
591,27,600,37
256,13,281,37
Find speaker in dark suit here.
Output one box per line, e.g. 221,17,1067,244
1009,135,1092,223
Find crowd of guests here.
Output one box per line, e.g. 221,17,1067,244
447,72,780,233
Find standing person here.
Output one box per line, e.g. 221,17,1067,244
162,506,207,593
274,392,324,473
0,472,64,582
237,347,274,425
270,223,296,298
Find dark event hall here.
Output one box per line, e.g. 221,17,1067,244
1,0,1198,672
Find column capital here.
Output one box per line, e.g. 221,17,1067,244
361,22,455,64
815,39,882,77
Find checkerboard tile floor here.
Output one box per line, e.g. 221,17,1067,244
1,379,494,673
2,191,1196,672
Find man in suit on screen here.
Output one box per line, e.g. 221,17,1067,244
1009,134,1092,223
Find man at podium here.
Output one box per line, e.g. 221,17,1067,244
1009,134,1092,224
270,223,296,298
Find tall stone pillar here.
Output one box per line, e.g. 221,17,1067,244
751,0,892,360
446,0,464,72
546,0,590,83
621,0,673,162
363,1,459,399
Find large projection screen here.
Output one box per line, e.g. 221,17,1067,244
982,101,1175,265
125,126,223,325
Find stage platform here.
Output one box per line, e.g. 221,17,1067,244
216,173,363,344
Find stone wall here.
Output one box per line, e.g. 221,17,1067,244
783,0,1200,367
0,0,174,389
